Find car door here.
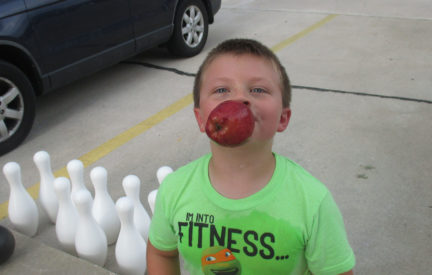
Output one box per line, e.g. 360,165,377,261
24,0,134,89
129,0,175,51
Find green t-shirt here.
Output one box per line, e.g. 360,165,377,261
149,153,355,275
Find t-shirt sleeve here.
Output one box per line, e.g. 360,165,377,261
305,192,356,275
148,180,178,251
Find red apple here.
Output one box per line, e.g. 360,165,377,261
205,100,255,146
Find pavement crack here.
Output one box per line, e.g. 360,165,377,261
293,85,432,104
122,61,432,104
122,60,196,77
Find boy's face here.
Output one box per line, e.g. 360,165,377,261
194,53,291,144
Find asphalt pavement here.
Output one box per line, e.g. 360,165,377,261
0,0,431,274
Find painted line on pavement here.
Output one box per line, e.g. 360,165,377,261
0,94,193,220
271,14,337,52
0,14,337,220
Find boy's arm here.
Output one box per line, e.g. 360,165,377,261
147,239,180,275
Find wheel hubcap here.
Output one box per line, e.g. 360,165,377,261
0,77,24,142
181,5,204,48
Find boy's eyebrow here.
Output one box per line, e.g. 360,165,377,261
247,77,279,88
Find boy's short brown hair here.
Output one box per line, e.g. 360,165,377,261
193,38,291,108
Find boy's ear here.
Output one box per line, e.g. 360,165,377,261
194,107,206,133
277,108,291,132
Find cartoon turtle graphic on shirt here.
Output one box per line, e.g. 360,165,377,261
201,246,241,275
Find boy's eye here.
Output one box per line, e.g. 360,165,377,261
251,87,266,93
215,87,228,93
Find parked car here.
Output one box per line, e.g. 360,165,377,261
0,0,221,155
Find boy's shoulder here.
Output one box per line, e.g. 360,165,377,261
274,153,330,199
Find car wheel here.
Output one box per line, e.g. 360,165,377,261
168,0,209,57
0,61,36,155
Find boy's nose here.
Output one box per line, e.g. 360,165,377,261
231,96,250,106
231,90,250,106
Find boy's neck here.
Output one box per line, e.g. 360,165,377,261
208,141,276,199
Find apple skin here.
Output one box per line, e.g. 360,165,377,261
205,100,255,146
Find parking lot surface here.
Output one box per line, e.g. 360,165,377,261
1,0,431,274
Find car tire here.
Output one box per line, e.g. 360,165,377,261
0,61,36,155
168,0,209,57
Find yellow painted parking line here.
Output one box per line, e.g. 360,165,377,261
0,94,193,220
271,14,338,52
79,93,194,167
0,14,337,221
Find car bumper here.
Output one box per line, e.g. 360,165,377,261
211,0,222,15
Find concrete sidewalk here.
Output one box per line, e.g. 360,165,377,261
0,228,115,274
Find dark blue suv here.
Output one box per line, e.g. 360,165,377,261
0,0,221,155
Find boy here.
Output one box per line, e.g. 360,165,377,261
147,39,355,274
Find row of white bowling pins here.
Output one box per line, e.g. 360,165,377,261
3,151,173,274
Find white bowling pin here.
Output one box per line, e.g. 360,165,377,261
147,189,158,215
122,175,151,241
115,197,147,275
73,190,107,266
156,166,173,185
67,159,93,205
54,177,78,254
33,151,58,223
3,162,39,237
148,166,173,214
90,166,120,245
